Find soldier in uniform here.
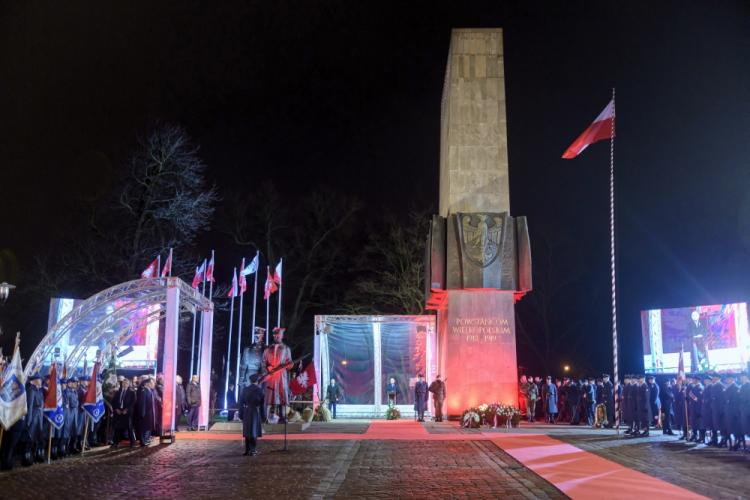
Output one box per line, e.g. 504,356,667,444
567,379,580,425
709,373,725,446
428,374,446,422
24,374,45,463
63,377,79,454
601,374,615,427
622,376,635,434
582,377,596,426
414,374,429,422
646,375,660,428
76,376,89,452
239,373,266,456
687,375,704,442
635,375,651,437
239,327,266,389
700,375,713,444
673,378,688,440
263,327,293,422
722,374,741,450
544,376,558,424
659,379,675,435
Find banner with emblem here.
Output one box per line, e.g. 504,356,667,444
43,362,65,429
290,361,317,396
83,362,105,423
0,335,28,430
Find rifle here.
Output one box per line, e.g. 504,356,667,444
259,353,311,383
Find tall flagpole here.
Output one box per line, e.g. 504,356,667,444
168,248,173,277
189,263,200,376
276,258,283,328
234,259,245,393
265,266,271,345
609,87,620,429
204,251,215,377
224,268,236,412
251,252,259,344
197,258,208,376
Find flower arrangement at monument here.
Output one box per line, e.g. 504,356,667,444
462,403,521,428
461,409,481,428
385,405,401,420
313,404,332,422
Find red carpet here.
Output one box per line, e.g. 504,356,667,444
489,433,707,500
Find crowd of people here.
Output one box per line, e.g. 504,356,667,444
519,372,750,452
0,371,204,470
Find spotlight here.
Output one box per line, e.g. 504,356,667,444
563,364,570,373
0,282,15,303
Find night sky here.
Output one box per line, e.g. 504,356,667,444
1,1,749,376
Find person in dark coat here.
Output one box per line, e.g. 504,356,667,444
687,376,704,442
544,376,558,423
386,377,399,405
154,373,164,435
239,374,266,456
24,375,45,463
601,374,615,427
722,374,741,450
709,374,725,446
673,378,688,440
557,379,567,423
414,374,429,422
567,380,580,425
63,377,80,454
111,379,136,448
634,375,651,437
137,378,157,446
186,375,202,431
623,376,636,434
646,375,660,428
583,377,596,426
700,375,713,444
428,375,446,422
226,383,237,422
659,379,675,435
738,373,749,449
174,375,187,431
326,379,341,419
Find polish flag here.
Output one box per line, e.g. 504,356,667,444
191,261,206,289
161,249,172,278
206,252,216,283
238,258,247,294
290,362,317,396
228,269,238,298
562,99,615,159
273,259,283,285
43,363,64,429
141,258,159,279
264,269,278,300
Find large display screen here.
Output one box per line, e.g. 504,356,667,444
48,297,159,370
642,302,750,374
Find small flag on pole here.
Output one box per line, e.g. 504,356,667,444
191,261,206,289
141,258,159,279
273,259,283,285
264,269,278,299
0,335,27,430
43,363,64,429
228,269,238,298
562,99,615,159
82,362,105,423
206,251,216,283
161,249,173,278
241,254,259,276
239,259,247,295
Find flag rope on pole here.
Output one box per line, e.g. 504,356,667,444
609,87,619,430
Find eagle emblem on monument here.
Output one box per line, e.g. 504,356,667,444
458,213,504,268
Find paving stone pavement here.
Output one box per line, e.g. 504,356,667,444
0,438,564,500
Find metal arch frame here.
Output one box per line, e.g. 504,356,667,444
24,278,212,377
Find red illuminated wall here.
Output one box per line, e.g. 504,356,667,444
439,290,518,415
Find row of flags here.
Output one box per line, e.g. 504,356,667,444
0,335,105,434
141,248,174,279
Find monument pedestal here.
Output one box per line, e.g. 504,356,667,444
439,290,518,416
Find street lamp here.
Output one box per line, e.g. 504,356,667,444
563,364,571,373
0,282,15,303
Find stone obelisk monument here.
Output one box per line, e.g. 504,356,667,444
427,28,532,417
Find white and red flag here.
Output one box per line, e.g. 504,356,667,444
238,259,247,294
82,362,105,423
141,258,159,279
290,362,317,396
206,252,216,283
561,99,615,159
273,259,283,285
43,363,64,429
264,269,278,299
191,261,206,289
161,249,173,278
228,269,238,298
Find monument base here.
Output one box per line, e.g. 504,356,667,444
439,290,518,417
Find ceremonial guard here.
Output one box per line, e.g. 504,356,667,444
646,375,660,428
659,379,675,435
428,374,446,422
544,376,558,423
239,374,266,456
635,375,651,437
112,378,136,448
673,378,688,440
622,376,634,434
601,374,615,427
24,374,45,463
722,374,741,449
239,327,266,389
687,376,704,442
583,377,596,426
76,376,89,451
567,379,580,425
700,375,713,444
414,374,429,422
63,377,79,454
709,374,724,446
263,327,292,421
